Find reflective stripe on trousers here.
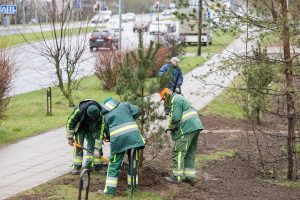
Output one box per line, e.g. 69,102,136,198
105,176,118,188
127,175,139,185
184,168,196,177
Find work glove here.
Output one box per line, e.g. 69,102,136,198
175,87,181,94
103,136,110,142
165,129,173,135
68,138,75,146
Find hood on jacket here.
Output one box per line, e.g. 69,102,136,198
101,98,120,113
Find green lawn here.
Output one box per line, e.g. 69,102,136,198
179,55,207,74
0,76,117,145
200,89,244,119
0,26,95,48
183,30,238,54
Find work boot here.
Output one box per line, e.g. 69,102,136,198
95,168,106,175
97,189,105,195
164,176,181,184
71,169,79,175
97,189,114,196
183,178,197,186
84,167,93,172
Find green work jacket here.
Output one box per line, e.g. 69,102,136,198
66,100,105,140
169,93,204,140
101,99,145,155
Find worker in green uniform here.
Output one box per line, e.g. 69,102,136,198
97,98,145,196
66,99,105,175
160,88,204,185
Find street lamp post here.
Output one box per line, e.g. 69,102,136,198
119,0,122,51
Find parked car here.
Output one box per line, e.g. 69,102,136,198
148,21,168,35
107,18,124,31
110,14,128,23
163,21,176,32
161,9,174,17
121,14,129,22
89,30,118,51
133,21,151,32
91,10,112,23
126,12,136,21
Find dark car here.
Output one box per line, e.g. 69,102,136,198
133,21,151,32
89,30,119,51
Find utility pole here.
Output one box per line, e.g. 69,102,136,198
197,0,202,56
119,0,122,51
22,0,26,26
157,7,160,43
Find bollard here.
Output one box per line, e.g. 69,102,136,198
46,87,52,115
78,169,90,200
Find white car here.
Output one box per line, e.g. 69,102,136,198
161,9,174,17
148,21,168,35
107,18,124,31
91,10,112,23
121,14,129,22
126,12,136,21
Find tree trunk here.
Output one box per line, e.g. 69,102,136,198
281,0,298,180
55,62,74,107
67,94,75,107
197,0,202,56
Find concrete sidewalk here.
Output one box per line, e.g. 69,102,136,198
0,36,248,199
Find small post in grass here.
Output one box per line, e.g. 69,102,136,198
78,169,90,200
46,87,52,116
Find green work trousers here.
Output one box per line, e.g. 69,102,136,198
72,130,103,170
104,149,139,195
172,130,200,181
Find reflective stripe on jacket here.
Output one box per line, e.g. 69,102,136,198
169,94,204,140
102,99,145,155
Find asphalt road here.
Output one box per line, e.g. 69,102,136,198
8,14,179,96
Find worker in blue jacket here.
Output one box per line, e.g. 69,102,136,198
159,57,183,94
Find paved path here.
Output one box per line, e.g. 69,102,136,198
0,36,248,199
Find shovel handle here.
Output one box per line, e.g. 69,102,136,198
73,142,109,163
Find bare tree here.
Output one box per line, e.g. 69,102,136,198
0,44,14,124
95,50,121,90
22,0,93,106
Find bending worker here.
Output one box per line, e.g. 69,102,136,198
97,97,145,196
160,88,203,185
66,99,105,175
159,57,183,94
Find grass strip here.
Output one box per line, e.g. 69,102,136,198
1,26,95,48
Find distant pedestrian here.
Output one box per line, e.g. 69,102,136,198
160,88,204,185
66,99,105,175
159,57,183,94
